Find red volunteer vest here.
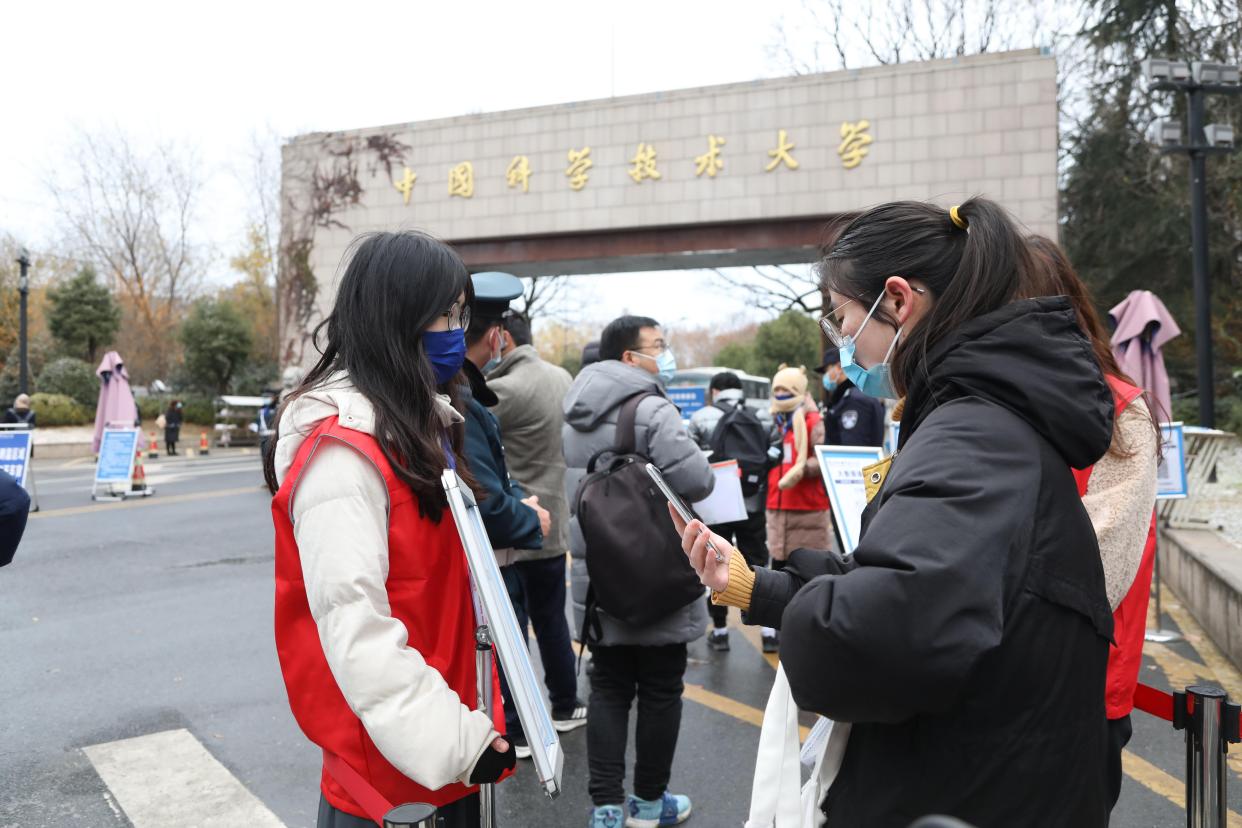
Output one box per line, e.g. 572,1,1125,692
1072,376,1158,720
272,418,506,818
766,407,832,512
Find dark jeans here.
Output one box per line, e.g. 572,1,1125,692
498,555,579,738
1105,714,1133,817
317,793,479,828
587,642,688,807
707,510,769,629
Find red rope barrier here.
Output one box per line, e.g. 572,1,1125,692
1137,685,1242,739
1133,682,1176,722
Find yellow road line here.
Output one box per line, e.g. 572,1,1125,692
1157,584,1242,700
29,486,261,519
1151,584,1242,778
1122,750,1242,827
1145,641,1215,692
683,683,811,742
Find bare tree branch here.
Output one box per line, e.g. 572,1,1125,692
711,266,823,316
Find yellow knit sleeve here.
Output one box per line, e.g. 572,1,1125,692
711,552,757,610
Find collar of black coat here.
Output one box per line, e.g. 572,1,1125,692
461,359,499,408
898,296,1114,470
826,379,855,407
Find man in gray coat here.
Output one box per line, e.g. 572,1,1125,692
562,314,713,827
486,314,585,756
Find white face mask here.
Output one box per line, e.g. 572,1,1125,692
483,329,505,374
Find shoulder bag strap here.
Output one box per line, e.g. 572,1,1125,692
616,392,656,456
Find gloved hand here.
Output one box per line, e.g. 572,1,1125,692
469,737,516,785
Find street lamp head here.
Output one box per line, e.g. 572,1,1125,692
1150,118,1183,147
1143,58,1192,83
16,247,30,267
1192,62,1241,85
1204,124,1236,149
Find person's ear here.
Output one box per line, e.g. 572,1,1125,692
884,276,918,326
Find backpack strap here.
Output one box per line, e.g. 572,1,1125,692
616,391,658,456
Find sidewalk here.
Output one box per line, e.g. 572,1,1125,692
29,423,214,459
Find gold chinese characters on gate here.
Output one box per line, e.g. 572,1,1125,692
391,124,873,203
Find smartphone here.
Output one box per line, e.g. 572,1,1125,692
645,463,725,563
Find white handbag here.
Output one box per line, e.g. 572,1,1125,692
745,664,851,828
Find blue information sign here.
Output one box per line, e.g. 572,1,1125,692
667,386,708,417
1157,422,1188,500
0,430,32,488
96,428,139,483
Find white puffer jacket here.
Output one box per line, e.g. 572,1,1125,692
274,373,499,790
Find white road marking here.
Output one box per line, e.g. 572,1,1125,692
82,728,286,828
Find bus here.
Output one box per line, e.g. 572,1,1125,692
667,367,771,419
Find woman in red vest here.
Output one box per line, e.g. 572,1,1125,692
1029,235,1161,814
263,231,515,828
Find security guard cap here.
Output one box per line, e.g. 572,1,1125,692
470,271,524,321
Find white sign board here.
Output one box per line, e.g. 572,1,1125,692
691,460,748,525
815,445,886,555
92,428,140,500
1157,422,1188,500
442,471,563,799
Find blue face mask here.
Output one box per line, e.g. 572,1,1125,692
839,292,901,400
423,328,467,385
822,375,838,393
634,348,678,385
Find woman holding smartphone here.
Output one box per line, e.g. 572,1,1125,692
672,199,1117,827
265,231,515,828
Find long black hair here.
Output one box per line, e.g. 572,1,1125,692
262,231,478,520
817,197,1041,399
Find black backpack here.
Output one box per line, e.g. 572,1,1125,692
708,401,771,498
574,392,704,639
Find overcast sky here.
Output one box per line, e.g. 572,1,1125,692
11,1,1023,344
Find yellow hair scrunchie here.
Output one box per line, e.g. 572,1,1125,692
949,205,968,231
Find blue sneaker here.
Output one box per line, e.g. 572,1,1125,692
625,792,692,827
590,804,625,828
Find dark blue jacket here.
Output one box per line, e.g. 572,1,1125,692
0,470,31,567
821,381,885,447
461,364,543,552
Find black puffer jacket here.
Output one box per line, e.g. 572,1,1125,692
746,298,1115,828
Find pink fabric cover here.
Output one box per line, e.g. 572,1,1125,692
93,351,139,453
1109,290,1181,423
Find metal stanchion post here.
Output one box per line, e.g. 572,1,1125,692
1184,686,1228,828
476,624,496,828
383,803,439,828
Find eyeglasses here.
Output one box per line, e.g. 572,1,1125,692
631,342,668,355
818,288,926,347
818,299,855,348
441,302,472,331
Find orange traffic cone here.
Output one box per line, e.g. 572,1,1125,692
148,431,159,460
199,432,210,456
132,446,147,492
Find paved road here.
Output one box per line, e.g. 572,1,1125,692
2,451,1239,827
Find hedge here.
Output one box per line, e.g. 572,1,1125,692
29,393,91,427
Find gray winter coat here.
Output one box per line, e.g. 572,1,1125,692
563,360,715,647
487,345,574,563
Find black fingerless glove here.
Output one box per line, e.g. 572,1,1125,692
469,742,516,785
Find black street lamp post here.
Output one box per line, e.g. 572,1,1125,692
16,247,31,397
1145,58,1241,429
